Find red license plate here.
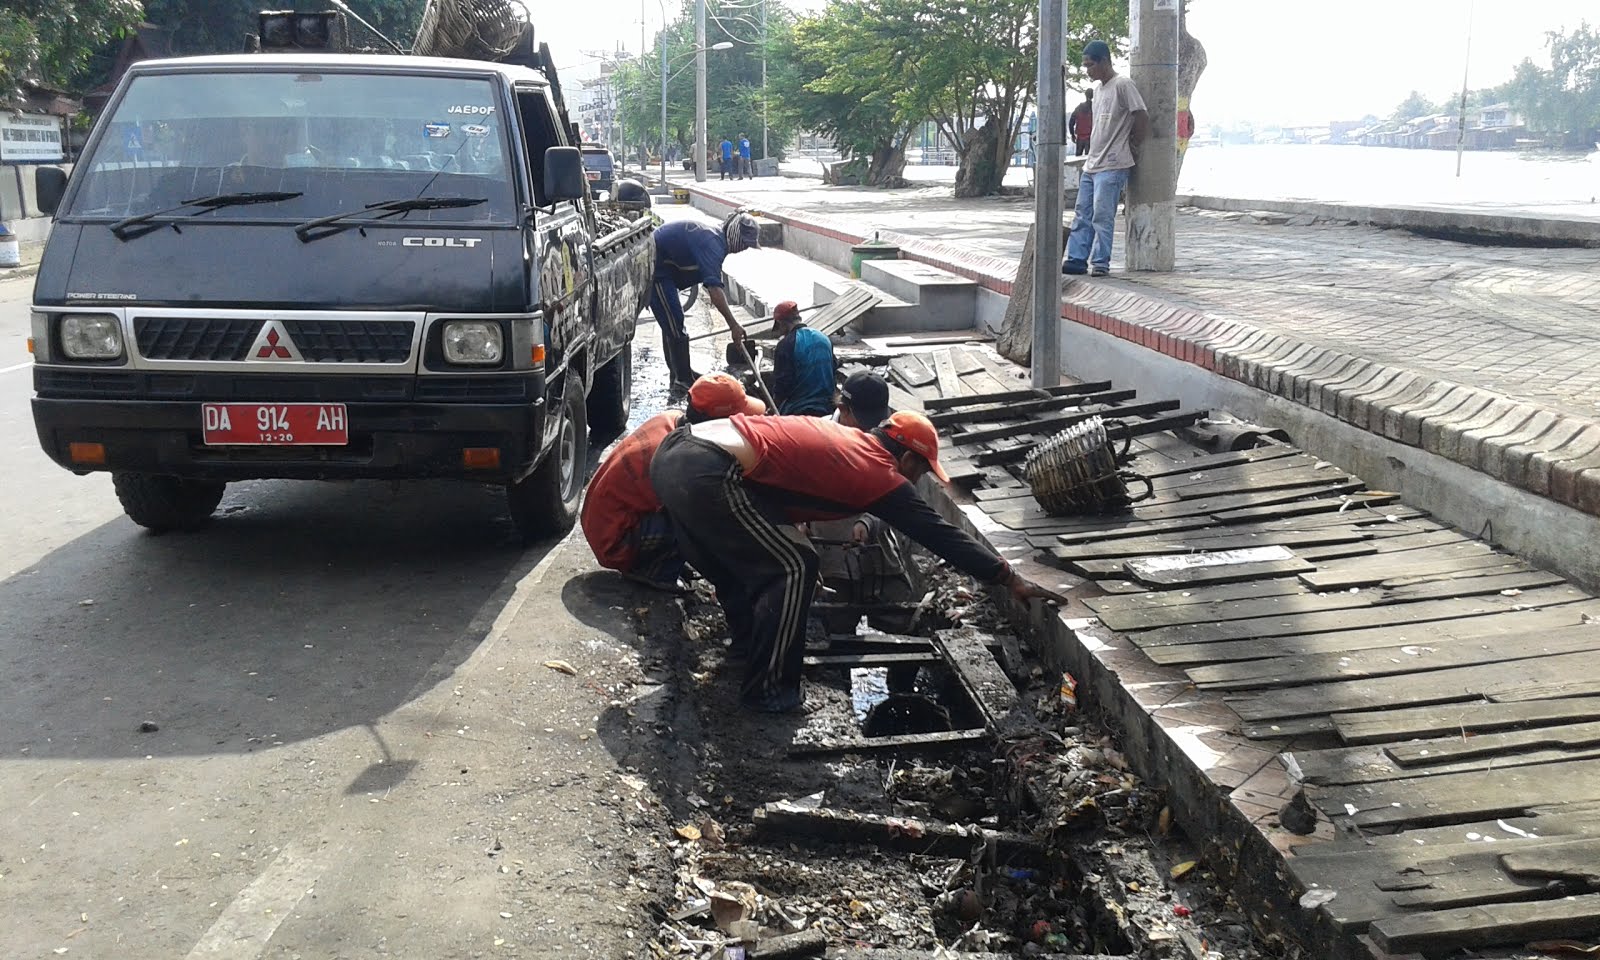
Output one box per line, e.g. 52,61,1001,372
586,171,600,180
201,403,348,446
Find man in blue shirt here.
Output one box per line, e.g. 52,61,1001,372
771,300,836,416
719,137,733,180
737,133,752,179
650,211,760,392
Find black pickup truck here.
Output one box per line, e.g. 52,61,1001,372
28,47,654,542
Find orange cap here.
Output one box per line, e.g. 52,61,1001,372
773,300,801,323
689,372,767,418
880,410,950,483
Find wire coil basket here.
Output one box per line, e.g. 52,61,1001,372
1022,416,1152,516
414,0,527,60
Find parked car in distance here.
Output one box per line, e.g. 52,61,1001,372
581,144,615,197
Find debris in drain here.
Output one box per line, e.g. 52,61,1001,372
640,555,1284,959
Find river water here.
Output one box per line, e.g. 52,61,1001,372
1177,143,1600,210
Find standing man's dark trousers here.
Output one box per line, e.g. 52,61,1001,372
648,275,697,388
651,429,819,712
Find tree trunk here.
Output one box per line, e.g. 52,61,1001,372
953,119,1005,198
866,139,908,187
997,222,1037,365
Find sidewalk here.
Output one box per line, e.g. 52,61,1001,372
677,173,1600,526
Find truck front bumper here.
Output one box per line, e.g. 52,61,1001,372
33,398,547,483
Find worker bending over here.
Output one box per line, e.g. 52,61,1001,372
649,411,1065,712
581,373,766,590
649,210,761,394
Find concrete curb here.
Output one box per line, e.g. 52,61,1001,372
1178,194,1600,247
680,180,1600,526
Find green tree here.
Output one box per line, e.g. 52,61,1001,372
0,0,143,99
1497,23,1599,146
1392,90,1438,121
614,0,799,165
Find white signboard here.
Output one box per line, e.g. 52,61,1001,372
1,113,65,162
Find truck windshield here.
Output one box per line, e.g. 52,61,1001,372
64,71,517,226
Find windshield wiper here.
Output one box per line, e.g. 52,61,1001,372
294,196,488,242
109,191,304,241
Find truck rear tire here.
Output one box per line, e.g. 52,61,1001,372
587,347,632,436
112,473,226,533
508,385,587,543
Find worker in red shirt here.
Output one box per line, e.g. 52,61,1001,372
649,411,1066,712
580,373,766,590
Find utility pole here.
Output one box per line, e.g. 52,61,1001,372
694,0,708,183
761,0,768,161
660,30,669,187
1031,0,1065,387
1124,0,1177,272
1455,0,1474,177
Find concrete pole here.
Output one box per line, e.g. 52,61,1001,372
660,31,669,187
694,0,708,182
1124,0,1177,272
1031,0,1065,388
761,0,768,160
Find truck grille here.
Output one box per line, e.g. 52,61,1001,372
279,320,414,363
135,317,261,361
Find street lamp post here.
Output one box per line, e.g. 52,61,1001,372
654,40,732,189
694,0,708,183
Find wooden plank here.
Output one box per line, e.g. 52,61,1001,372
815,287,881,337
969,408,1204,466
950,347,986,376
787,728,989,757
1189,623,1600,692
880,333,991,347
931,349,965,399
1300,542,1505,589
1146,598,1600,667
922,381,1113,411
1047,506,1431,547
1290,739,1600,787
958,369,1013,396
886,382,925,413
1125,548,1312,588
753,801,1046,866
1136,444,1305,478
1334,697,1600,746
888,354,936,388
1370,892,1600,953
1389,718,1600,767
1131,584,1589,649
991,479,1368,530
1211,491,1402,524
931,627,1035,738
970,350,1030,393
803,653,940,669
952,398,1181,447
972,453,1333,513
1168,466,1353,502
928,389,1137,428
1231,644,1600,725
1057,528,1375,563
1088,578,1313,614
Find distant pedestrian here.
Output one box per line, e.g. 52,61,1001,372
1069,88,1094,157
1063,40,1147,278
771,301,836,416
738,133,752,178
720,137,734,180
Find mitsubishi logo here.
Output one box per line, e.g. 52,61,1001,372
258,329,291,359
247,322,303,362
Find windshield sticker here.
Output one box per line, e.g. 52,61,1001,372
462,123,490,137
423,122,451,139
448,105,495,116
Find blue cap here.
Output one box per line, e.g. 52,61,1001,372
1084,40,1111,62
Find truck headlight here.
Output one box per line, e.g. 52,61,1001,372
442,321,504,365
60,315,123,360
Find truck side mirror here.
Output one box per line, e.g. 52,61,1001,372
544,147,587,203
36,166,68,215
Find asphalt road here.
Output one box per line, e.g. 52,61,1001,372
0,274,692,958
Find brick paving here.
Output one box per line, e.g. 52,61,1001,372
684,175,1600,515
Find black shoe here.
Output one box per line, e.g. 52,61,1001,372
1062,259,1087,275
1090,265,1110,277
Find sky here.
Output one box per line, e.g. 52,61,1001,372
523,0,1593,127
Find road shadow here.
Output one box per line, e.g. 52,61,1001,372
0,477,547,760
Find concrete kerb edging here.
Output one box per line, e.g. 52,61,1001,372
679,180,1600,534
1177,194,1600,248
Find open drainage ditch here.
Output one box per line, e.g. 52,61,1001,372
626,557,1293,960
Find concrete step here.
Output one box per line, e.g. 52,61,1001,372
719,247,846,320
857,258,979,333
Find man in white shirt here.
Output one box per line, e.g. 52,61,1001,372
1063,40,1148,278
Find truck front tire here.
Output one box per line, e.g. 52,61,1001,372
587,347,632,436
112,473,227,533
508,385,587,543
